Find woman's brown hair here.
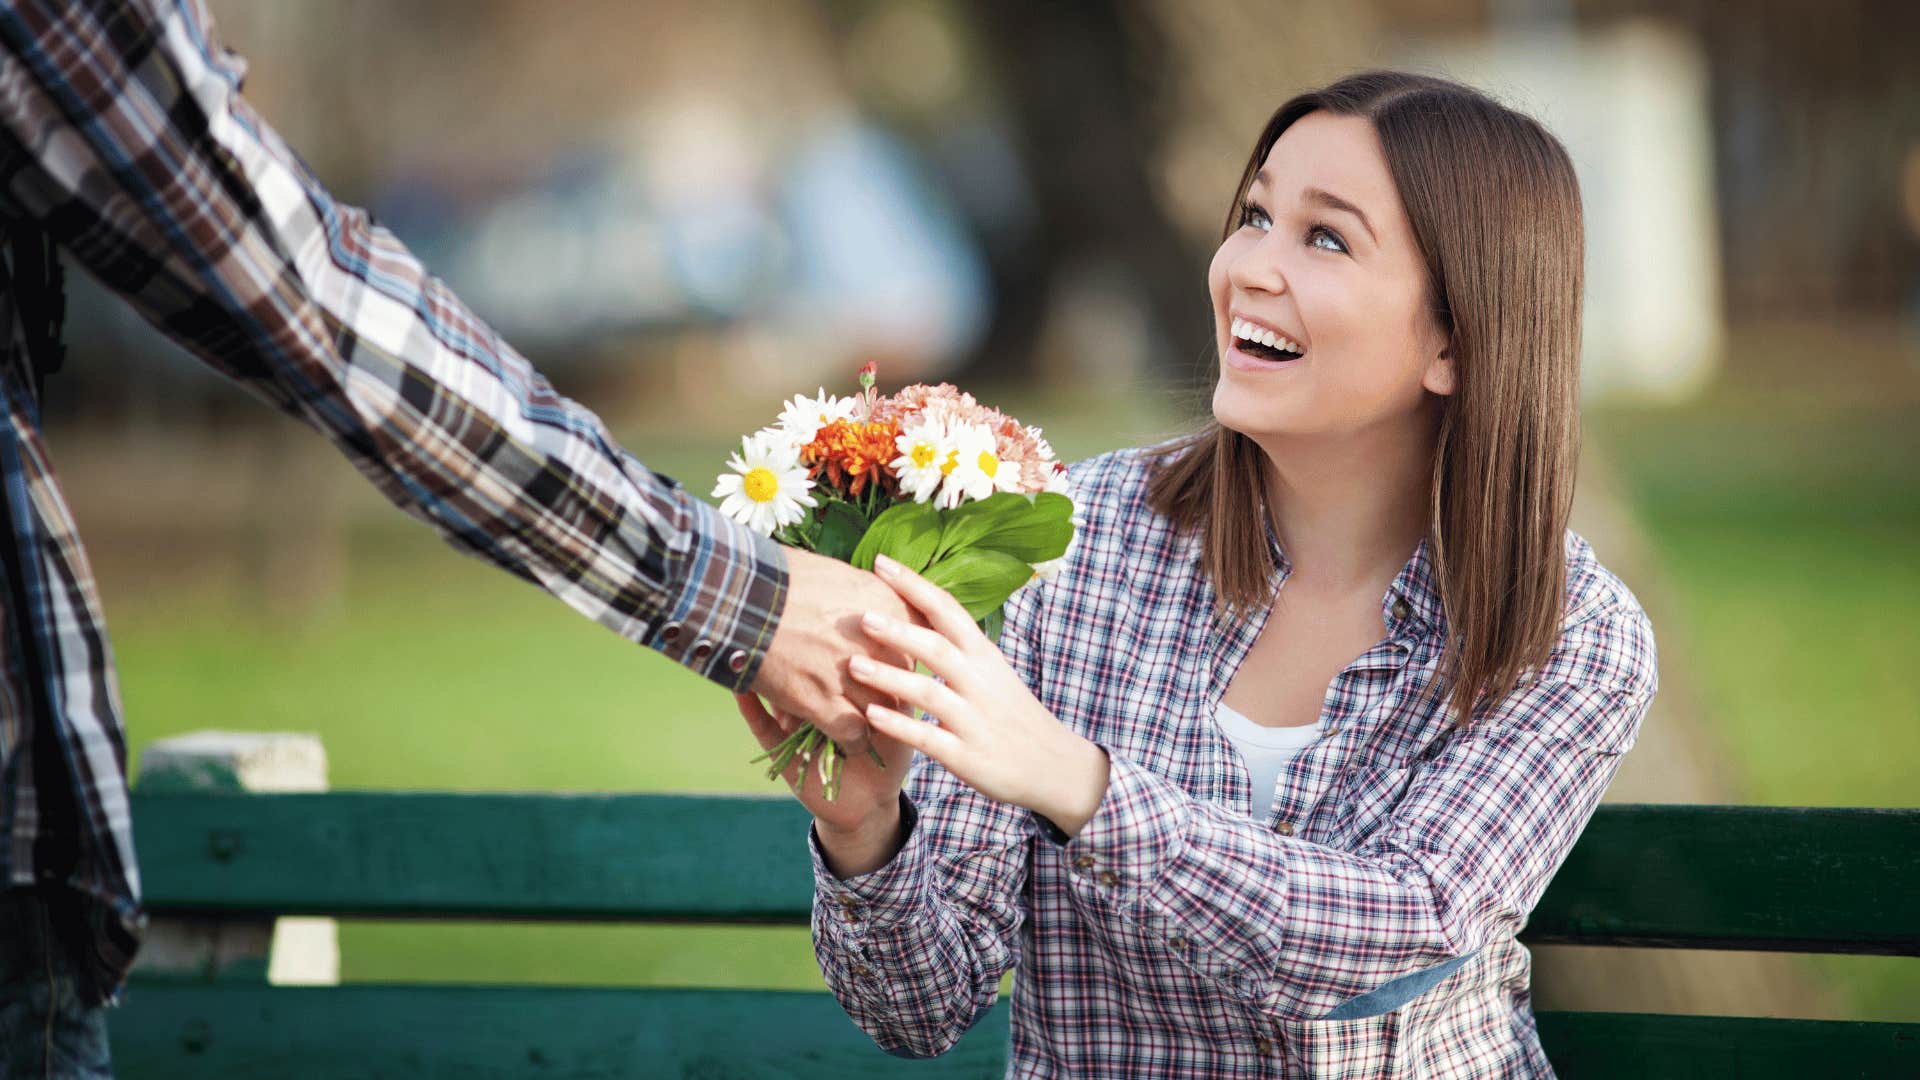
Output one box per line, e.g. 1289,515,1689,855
1146,70,1585,728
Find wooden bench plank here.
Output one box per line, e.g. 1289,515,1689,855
1535,1010,1920,1079
132,792,818,922
1528,805,1920,954
109,984,1918,1079
132,794,1920,953
110,984,1009,1078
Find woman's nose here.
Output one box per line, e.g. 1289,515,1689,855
1227,235,1289,296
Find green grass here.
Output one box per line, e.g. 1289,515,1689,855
1630,518,1918,809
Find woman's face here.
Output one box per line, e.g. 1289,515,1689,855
1208,110,1454,444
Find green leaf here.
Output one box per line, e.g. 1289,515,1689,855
813,500,869,563
978,608,1005,645
850,500,942,572
929,492,1021,562
921,547,1034,621
934,492,1074,565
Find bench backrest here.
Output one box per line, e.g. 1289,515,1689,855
114,794,1920,1078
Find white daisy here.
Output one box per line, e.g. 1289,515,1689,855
1029,553,1070,583
937,422,1021,508
890,416,955,504
712,431,818,536
774,388,859,449
1028,425,1058,465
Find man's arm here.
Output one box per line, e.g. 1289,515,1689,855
0,0,902,742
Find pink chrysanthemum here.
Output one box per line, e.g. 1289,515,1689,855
877,383,1064,495
994,421,1057,494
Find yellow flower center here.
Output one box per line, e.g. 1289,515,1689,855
910,442,936,468
978,451,999,478
743,467,780,503
939,449,960,477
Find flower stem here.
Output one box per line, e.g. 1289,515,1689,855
750,720,884,800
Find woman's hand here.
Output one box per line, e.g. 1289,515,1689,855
846,554,1110,836
735,693,914,876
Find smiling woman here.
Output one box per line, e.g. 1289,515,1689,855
1157,72,1587,736
776,70,1655,1078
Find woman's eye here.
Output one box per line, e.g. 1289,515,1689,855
1308,225,1349,254
1238,202,1272,232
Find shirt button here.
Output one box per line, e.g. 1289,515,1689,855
851,963,873,978
1095,870,1120,888
1272,820,1295,837
1167,935,1189,952
690,640,714,663
1073,854,1096,872
727,649,750,674
842,908,862,923
659,621,683,643
1321,725,1338,738
1256,1034,1274,1055
1391,598,1412,621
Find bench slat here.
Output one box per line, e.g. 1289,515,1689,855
109,985,1918,1079
133,791,818,923
131,794,1920,953
1533,1010,1920,1079
1528,804,1920,954
111,984,1004,1078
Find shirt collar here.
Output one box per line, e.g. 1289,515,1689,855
1384,536,1446,637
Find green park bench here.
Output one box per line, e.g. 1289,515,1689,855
110,735,1917,1078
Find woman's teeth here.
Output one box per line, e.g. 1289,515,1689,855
1231,318,1303,358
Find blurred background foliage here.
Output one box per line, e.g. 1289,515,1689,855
47,0,1916,1026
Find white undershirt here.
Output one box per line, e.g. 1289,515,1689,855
1215,701,1325,814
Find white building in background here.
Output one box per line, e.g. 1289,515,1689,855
1402,19,1723,403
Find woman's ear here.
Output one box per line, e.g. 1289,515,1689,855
1422,340,1457,397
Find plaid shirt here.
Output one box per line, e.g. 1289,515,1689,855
811,447,1659,1077
0,0,787,1001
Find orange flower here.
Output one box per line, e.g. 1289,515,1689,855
801,418,903,498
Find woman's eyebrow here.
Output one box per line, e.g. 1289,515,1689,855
1303,186,1378,245
1248,170,1379,245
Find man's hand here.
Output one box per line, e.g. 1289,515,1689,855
750,548,918,755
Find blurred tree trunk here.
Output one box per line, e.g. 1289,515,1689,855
962,0,1210,385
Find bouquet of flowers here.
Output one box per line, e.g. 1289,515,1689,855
714,363,1075,798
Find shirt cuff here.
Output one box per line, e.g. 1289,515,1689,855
808,792,929,935
649,492,788,692
1056,750,1192,906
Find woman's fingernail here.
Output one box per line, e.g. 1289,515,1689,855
874,554,899,577
862,610,888,632
849,656,874,676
